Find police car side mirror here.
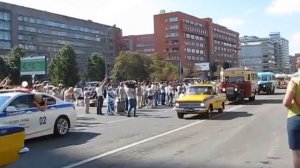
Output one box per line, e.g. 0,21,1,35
5,106,17,112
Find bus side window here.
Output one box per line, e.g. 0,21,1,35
248,74,251,81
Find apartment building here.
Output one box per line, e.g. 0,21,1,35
269,32,290,73
154,11,239,72
121,34,155,54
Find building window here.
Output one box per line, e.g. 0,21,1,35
18,44,37,50
169,17,178,22
0,21,10,30
169,24,179,30
169,32,178,37
0,31,10,40
0,41,11,49
18,16,23,21
185,33,191,38
0,12,10,21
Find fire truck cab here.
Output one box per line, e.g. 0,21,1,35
220,67,257,104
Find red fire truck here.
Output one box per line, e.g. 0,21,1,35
220,67,257,104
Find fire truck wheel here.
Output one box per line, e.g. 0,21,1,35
249,94,255,101
238,93,245,104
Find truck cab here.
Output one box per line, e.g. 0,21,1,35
220,67,257,104
257,72,276,94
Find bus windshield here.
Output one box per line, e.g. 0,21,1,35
224,76,244,83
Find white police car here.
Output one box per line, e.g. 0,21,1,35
0,92,76,139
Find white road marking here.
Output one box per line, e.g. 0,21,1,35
62,105,244,168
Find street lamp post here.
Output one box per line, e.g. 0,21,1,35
96,24,116,77
105,24,116,77
179,42,188,81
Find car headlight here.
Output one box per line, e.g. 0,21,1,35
234,88,238,91
175,103,179,107
200,103,205,107
263,85,266,87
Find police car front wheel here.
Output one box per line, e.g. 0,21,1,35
54,116,70,136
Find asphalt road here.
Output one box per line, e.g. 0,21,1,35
9,89,291,168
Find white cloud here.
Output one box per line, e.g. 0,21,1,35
266,0,300,15
290,32,300,55
217,18,245,29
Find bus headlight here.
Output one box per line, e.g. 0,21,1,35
234,88,238,91
222,88,226,92
200,103,205,107
175,103,179,107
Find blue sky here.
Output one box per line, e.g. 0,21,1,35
2,0,300,54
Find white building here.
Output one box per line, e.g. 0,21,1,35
239,36,276,72
269,32,290,73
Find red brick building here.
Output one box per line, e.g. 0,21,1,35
154,11,239,70
121,34,155,54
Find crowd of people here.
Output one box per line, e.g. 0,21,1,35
0,76,211,118
85,78,190,117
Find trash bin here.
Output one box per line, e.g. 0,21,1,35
0,125,25,167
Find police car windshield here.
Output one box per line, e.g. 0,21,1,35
0,96,10,107
187,86,213,95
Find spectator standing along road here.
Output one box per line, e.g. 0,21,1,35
95,77,107,115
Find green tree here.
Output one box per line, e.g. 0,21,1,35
86,53,105,81
49,45,79,86
0,56,10,79
8,47,25,84
149,55,179,81
111,52,150,81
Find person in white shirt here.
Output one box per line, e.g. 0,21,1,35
83,87,90,114
136,82,143,109
160,82,166,105
125,82,137,117
141,82,148,107
95,77,107,115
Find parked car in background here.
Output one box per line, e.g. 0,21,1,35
86,81,100,91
